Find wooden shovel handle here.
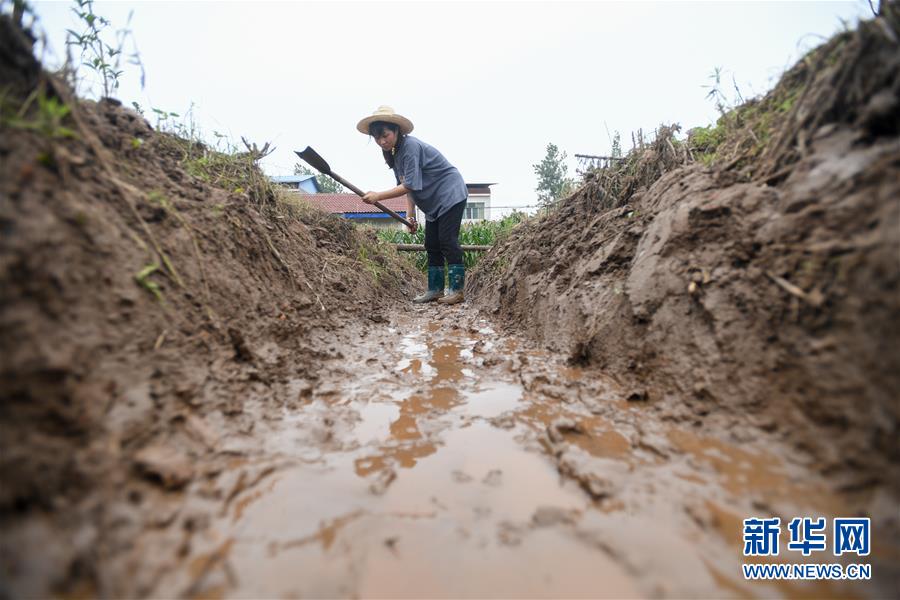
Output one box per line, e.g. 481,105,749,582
328,170,413,228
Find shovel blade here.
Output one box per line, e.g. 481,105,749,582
294,146,331,175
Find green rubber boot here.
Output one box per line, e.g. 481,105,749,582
437,264,465,305
414,266,445,303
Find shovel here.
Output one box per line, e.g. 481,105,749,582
294,146,414,229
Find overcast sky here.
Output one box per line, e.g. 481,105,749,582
31,0,870,216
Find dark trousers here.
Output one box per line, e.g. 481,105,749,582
425,200,466,267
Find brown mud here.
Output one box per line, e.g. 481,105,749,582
6,305,898,598
2,8,900,599
469,2,900,534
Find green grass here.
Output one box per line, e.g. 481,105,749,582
135,263,163,302
1,87,77,140
687,52,811,169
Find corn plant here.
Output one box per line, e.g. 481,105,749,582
377,211,527,271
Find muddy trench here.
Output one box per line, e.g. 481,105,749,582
33,303,884,599
2,11,899,596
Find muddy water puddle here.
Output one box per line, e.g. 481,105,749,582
147,307,881,598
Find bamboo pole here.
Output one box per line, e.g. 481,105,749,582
393,244,492,252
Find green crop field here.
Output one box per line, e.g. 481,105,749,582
376,211,528,271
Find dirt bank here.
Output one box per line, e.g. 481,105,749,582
469,7,900,497
1,13,419,591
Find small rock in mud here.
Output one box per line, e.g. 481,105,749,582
497,521,524,546
626,388,649,402
369,468,397,495
314,382,341,399
133,445,194,489
151,503,181,528
482,469,503,487
473,506,492,519
183,415,219,450
547,418,584,444
556,449,627,501
482,355,502,367
505,355,527,373
489,414,516,429
541,383,576,402
384,536,400,553
228,328,254,362
290,378,314,403
635,429,672,458
532,506,578,527
452,470,473,483
522,374,572,402
222,399,243,416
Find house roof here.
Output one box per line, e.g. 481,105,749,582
467,183,496,196
304,193,410,214
271,175,316,184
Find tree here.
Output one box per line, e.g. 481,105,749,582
293,164,344,193
533,143,574,206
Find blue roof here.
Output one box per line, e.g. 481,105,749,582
344,212,407,219
271,175,316,183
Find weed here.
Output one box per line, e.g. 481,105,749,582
65,0,144,99
147,189,170,208
703,67,731,117
135,263,163,302
147,189,209,303
357,244,386,282
212,131,239,154
492,254,510,274
697,152,716,167
151,107,180,131
160,134,276,209
2,87,77,139
36,151,54,167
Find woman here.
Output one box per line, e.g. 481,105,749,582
358,106,468,305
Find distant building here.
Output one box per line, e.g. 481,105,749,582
297,193,410,229
272,176,495,227
463,183,495,222
407,182,496,223
271,175,321,193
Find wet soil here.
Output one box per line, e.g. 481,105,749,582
468,8,900,504
7,306,893,598
3,10,900,598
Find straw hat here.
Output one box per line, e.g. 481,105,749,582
356,105,414,135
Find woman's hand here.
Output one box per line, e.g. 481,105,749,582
362,191,380,205
407,216,418,234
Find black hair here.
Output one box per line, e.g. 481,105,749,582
368,120,406,169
